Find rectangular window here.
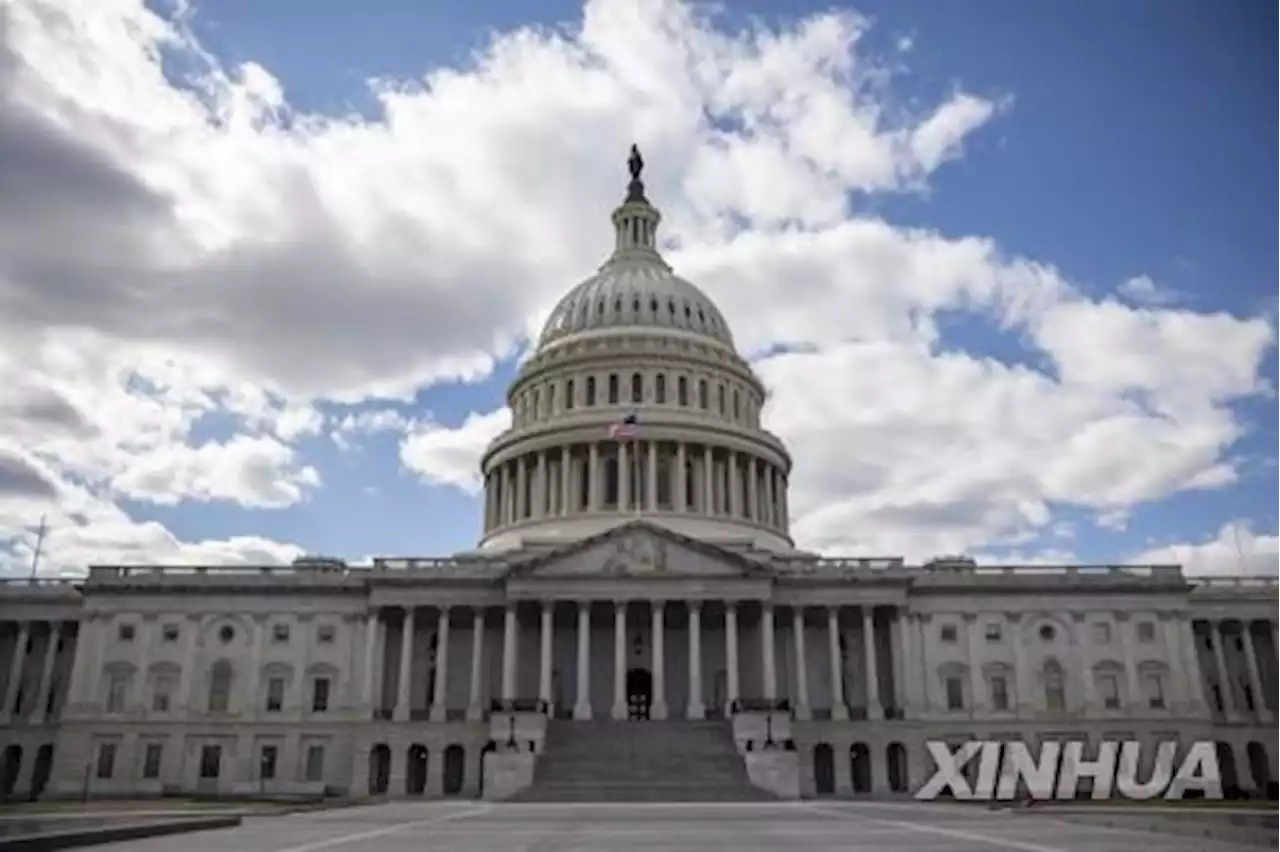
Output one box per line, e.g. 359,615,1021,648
990,676,1009,711
95,743,116,779
260,745,278,780
151,678,173,713
117,624,135,641
272,624,290,643
1098,673,1121,709
266,677,285,712
106,673,128,713
161,623,180,642
984,622,1002,642
1143,673,1165,709
945,676,964,710
940,624,958,643
304,745,325,782
199,745,221,779
1092,623,1111,644
1137,621,1156,642
317,624,335,644
142,743,163,779
311,678,330,713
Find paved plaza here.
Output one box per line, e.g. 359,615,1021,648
83,800,1273,852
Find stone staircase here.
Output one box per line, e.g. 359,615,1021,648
509,719,777,802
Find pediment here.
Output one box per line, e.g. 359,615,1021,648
507,522,771,580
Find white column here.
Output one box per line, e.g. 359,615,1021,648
243,616,264,715
539,602,554,711
864,608,882,719
177,615,199,713
1210,620,1237,719
467,608,485,719
588,443,600,511
560,447,572,516
963,613,983,714
747,458,759,522
1179,617,1208,715
766,468,777,527
1010,614,1032,715
2,621,29,720
502,605,517,701
687,603,704,719
1240,621,1271,722
574,603,592,720
725,604,740,712
793,608,810,719
499,464,512,525
675,443,688,511
896,610,914,717
1117,614,1141,711
395,608,415,721
647,442,658,511
33,623,61,722
430,607,451,721
361,611,379,713
727,452,741,517
702,446,714,514
779,474,789,530
618,443,631,513
516,457,528,521
761,604,777,700
827,607,847,719
612,603,627,719
651,603,667,719
535,451,548,518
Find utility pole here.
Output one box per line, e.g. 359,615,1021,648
29,515,48,580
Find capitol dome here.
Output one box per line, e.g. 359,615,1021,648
477,146,793,554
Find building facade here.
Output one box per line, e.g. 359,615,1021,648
1,152,1276,801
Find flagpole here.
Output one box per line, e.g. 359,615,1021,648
29,515,47,580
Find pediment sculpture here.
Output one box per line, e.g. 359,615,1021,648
602,532,667,575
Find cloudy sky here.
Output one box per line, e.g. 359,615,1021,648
0,0,1275,577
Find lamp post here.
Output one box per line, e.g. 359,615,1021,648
259,751,269,799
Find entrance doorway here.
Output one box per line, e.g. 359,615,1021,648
626,668,652,720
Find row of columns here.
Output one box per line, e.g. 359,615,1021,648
1,621,67,725
482,441,788,534
1201,618,1275,724
369,603,882,723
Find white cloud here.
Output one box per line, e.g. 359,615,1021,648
0,0,1271,572
1130,521,1279,577
1117,274,1179,307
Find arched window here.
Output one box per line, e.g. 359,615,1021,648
655,374,666,404
608,374,619,405
631,373,643,404
585,376,596,406
1044,660,1065,713
677,376,688,406
208,660,233,713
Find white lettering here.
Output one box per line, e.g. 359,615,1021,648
995,741,1060,800
1164,741,1222,800
915,741,981,800
1115,740,1176,800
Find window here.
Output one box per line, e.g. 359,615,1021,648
142,743,163,779
162,623,180,642
1092,623,1111,644
732,389,740,419
1038,624,1056,642
945,676,964,710
199,745,221,779
208,660,233,712
631,372,642,403
118,623,135,641
95,743,117,779
655,374,666,404
1044,661,1066,712
677,376,688,406
151,676,175,713
1098,673,1120,709
317,624,335,644
311,678,330,713
585,376,596,406
106,672,129,713
564,379,575,410
717,383,725,413
607,373,619,404
698,380,708,409
272,624,290,644
990,676,1010,711
218,625,235,644
260,745,278,780
304,745,325,782
1143,673,1165,709
266,677,285,712
984,622,1002,642
1136,621,1156,642
940,624,958,643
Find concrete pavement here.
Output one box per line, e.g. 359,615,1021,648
86,799,1276,851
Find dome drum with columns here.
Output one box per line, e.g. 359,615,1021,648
478,146,795,553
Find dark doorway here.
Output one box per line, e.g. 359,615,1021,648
368,744,390,795
443,744,466,796
1216,742,1239,797
850,742,872,793
477,742,496,798
1246,742,1270,793
30,744,53,799
626,668,652,720
1,745,20,796
813,743,835,795
406,744,428,795
886,742,907,793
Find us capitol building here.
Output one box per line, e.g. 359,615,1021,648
1,150,1275,802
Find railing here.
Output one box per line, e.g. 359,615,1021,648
489,698,549,715
730,697,790,714
1192,576,1278,590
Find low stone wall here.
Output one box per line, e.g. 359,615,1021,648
745,751,800,800
1,815,241,850
482,751,536,800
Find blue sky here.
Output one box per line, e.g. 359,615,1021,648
0,0,1275,574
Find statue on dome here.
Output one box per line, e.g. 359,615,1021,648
628,144,644,181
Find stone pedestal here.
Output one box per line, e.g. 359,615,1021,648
482,750,536,801
745,750,800,799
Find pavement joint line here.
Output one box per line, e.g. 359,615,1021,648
268,803,492,852
805,802,1072,852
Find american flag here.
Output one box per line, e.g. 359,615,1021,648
608,412,639,440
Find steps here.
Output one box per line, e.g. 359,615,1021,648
509,719,776,802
